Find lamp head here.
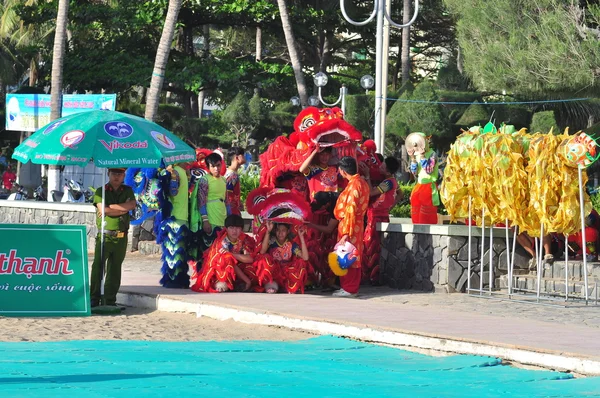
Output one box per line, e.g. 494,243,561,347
360,75,375,90
308,96,320,107
314,72,328,87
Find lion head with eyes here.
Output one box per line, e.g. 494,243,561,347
259,107,362,190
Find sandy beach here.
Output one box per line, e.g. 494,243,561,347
0,307,311,342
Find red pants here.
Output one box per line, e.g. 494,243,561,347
411,183,438,224
340,267,361,294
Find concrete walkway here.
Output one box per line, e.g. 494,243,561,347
116,253,600,375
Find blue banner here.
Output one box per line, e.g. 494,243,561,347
5,94,117,132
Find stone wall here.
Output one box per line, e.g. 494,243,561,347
0,201,98,250
378,221,530,293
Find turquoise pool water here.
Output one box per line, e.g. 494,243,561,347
0,336,598,397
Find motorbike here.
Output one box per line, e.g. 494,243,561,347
7,181,28,200
50,179,86,203
84,187,95,203
33,184,47,201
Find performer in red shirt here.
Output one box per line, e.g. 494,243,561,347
299,147,339,200
2,166,16,190
360,157,401,284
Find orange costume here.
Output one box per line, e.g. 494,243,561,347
334,174,370,294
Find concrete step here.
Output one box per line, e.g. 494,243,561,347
532,260,600,281
497,273,599,299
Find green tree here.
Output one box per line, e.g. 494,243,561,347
455,101,489,127
443,0,600,95
385,81,449,140
222,91,255,147
145,0,182,122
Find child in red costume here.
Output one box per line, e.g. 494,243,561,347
306,191,339,288
299,146,340,200
360,157,401,284
257,221,310,294
190,214,256,293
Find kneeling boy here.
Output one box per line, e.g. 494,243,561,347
190,214,256,292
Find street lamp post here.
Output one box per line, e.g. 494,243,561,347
340,0,420,152
313,72,348,116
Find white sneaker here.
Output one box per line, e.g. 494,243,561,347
332,289,357,298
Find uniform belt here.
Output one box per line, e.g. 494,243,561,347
103,230,127,238
207,199,224,203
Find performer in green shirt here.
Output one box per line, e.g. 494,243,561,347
197,153,230,251
90,167,136,308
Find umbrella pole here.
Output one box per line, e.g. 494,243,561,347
100,173,106,304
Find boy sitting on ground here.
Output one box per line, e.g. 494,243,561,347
190,214,255,293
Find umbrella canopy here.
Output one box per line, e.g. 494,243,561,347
12,110,195,168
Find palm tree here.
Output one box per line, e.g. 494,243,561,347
45,0,69,195
50,0,69,120
145,0,183,122
276,0,308,107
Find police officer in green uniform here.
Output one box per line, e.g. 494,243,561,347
90,167,136,308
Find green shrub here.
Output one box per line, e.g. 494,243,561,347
489,105,531,129
437,90,482,124
591,192,600,214
345,94,375,137
390,202,412,218
389,183,414,218
530,110,559,134
385,81,449,140
239,167,261,206
456,100,489,127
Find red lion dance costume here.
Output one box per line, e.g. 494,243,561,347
259,107,362,192
258,107,363,286
247,188,312,293
190,229,258,293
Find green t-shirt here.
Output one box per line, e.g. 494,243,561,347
93,184,136,231
170,165,189,222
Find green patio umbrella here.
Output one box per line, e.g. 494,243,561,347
13,109,196,167
12,110,196,314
